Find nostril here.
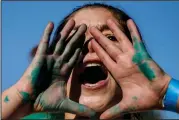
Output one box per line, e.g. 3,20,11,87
82,40,90,55
82,38,95,55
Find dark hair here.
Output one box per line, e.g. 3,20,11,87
30,3,132,57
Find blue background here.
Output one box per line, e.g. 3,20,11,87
2,1,179,119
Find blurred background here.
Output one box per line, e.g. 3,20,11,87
2,1,179,119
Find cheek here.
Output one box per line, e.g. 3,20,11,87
67,74,72,84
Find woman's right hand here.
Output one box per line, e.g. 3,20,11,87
16,19,96,118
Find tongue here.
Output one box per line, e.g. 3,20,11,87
80,66,107,84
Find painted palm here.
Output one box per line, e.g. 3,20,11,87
90,19,170,119
18,20,95,118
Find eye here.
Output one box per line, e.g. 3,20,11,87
107,35,117,41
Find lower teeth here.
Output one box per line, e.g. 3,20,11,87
85,83,97,87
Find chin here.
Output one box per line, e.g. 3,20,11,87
78,94,112,112
67,60,122,113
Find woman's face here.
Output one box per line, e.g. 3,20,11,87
67,8,123,113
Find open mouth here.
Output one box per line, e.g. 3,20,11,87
79,62,109,89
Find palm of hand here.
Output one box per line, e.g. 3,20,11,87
89,19,171,119
34,81,66,111
109,48,166,112
32,20,96,118
33,54,76,112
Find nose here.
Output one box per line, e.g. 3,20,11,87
82,38,95,55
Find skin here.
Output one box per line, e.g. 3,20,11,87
32,20,96,118
132,36,155,81
65,8,124,119
89,18,172,119
2,6,179,120
2,19,96,119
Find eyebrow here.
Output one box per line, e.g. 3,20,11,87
73,24,110,32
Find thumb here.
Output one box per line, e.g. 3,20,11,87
59,98,97,119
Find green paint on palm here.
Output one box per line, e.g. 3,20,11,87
132,53,151,63
139,63,155,81
133,36,142,52
79,104,85,112
132,36,150,62
20,91,30,103
132,53,143,62
31,67,41,86
132,96,138,100
132,36,156,81
4,96,9,103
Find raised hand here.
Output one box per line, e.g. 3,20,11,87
32,19,96,118
89,19,171,119
15,19,96,118
15,22,55,102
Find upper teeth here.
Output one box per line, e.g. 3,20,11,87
86,63,101,67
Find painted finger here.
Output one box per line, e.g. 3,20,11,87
91,40,117,74
61,24,86,61
53,19,75,55
100,101,138,119
36,22,54,55
127,19,142,43
59,99,96,118
107,19,133,53
68,48,81,68
127,20,157,81
90,27,122,61
127,19,151,62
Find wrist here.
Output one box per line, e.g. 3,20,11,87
161,78,179,112
15,79,34,103
2,86,30,119
158,74,171,109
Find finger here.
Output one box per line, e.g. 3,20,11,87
91,40,117,74
127,19,142,43
36,22,54,55
100,103,125,119
107,19,133,53
100,102,138,119
127,19,150,61
59,99,96,118
68,48,81,68
53,19,75,55
90,27,122,61
61,24,86,61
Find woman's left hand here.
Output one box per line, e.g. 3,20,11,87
89,19,171,119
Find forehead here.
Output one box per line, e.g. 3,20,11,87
71,8,118,28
